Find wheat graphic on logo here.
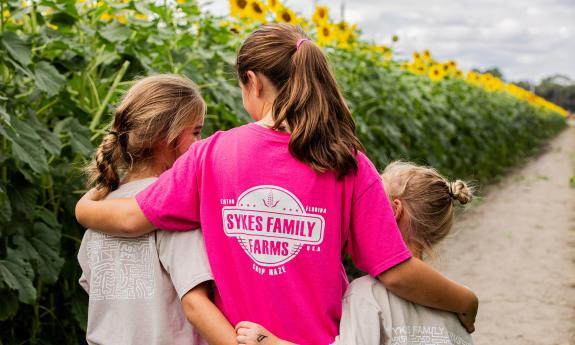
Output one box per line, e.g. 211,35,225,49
262,191,280,208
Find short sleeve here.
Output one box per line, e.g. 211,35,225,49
347,155,412,277
136,144,201,231
156,230,214,299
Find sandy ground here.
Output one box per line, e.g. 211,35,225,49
436,127,575,345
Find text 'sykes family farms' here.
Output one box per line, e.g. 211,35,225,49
223,186,325,275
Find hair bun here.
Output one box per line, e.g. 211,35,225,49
448,180,473,205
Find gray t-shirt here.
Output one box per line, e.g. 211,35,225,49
78,178,213,345
333,276,474,345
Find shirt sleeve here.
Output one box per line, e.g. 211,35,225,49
136,144,201,231
334,278,382,345
346,155,412,277
156,230,214,299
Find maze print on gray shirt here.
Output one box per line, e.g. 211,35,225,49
86,231,155,300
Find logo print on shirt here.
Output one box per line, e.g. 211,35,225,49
222,185,325,268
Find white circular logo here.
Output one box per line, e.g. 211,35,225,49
223,185,325,267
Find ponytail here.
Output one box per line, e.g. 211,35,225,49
237,24,363,178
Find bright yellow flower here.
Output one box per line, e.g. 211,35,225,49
22,0,28,8
177,0,186,4
115,14,128,24
453,69,463,79
247,0,267,22
97,1,105,7
100,13,113,21
2,10,9,19
312,5,329,25
276,7,297,25
230,0,249,18
422,49,431,61
134,13,148,21
412,52,422,64
428,64,445,81
267,0,282,12
317,23,335,46
409,62,426,76
46,23,58,30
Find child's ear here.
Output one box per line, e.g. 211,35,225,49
246,71,263,97
392,199,403,221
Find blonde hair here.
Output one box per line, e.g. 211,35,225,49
236,24,364,179
86,74,206,195
382,161,473,257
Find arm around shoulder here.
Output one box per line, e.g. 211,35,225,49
75,189,154,237
377,257,478,332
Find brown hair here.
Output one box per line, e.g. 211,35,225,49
382,161,474,257
86,74,206,195
236,24,364,179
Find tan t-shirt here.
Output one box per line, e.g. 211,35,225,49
333,276,474,345
77,178,212,345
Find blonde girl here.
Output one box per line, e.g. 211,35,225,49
76,25,477,345
77,75,236,345
236,161,475,345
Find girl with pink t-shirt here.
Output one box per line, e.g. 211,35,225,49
76,24,477,345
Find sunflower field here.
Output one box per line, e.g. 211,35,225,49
0,0,567,343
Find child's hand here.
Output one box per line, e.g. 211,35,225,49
457,294,478,333
235,321,295,345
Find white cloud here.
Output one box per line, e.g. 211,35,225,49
201,0,575,82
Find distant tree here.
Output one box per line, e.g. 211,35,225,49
473,67,505,81
535,75,575,112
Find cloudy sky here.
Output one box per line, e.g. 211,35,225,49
200,0,574,83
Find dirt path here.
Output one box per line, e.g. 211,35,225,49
437,127,575,345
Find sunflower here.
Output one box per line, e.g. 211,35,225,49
428,64,445,81
412,52,422,64
230,0,249,18
317,24,335,46
276,7,297,25
466,71,480,85
312,5,329,25
453,69,463,79
409,62,426,76
247,0,267,22
422,49,431,61
267,0,282,12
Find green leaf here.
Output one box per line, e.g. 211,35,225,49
34,61,66,97
0,185,12,224
14,222,64,284
69,118,93,156
99,22,131,43
0,249,36,304
1,32,31,66
0,105,10,126
6,119,49,174
0,289,19,321
29,119,62,156
9,184,38,216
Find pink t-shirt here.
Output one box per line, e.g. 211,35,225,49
136,123,411,345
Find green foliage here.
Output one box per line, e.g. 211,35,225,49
0,0,566,343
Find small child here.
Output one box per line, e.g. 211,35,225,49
236,161,475,345
77,75,235,345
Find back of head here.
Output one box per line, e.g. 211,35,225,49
382,161,474,257
86,74,206,195
236,24,364,179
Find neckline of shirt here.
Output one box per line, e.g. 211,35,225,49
246,122,291,142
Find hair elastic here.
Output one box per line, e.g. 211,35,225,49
296,38,310,50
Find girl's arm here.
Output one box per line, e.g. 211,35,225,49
377,257,478,332
235,321,297,345
182,284,237,345
75,188,154,237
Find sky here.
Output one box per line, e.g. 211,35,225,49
199,0,575,83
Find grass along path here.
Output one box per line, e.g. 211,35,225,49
437,126,575,345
